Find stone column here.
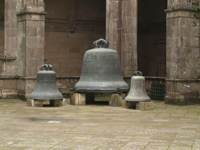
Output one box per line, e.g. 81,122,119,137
106,0,121,50
106,0,138,76
166,0,200,104
121,0,138,76
0,0,19,98
2,0,18,76
17,0,45,98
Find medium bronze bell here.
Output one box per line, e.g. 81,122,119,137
31,64,63,100
74,39,128,93
125,71,150,102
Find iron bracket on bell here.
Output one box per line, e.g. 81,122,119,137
40,64,53,71
93,39,109,48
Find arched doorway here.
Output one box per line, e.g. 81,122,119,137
138,0,167,77
44,0,106,77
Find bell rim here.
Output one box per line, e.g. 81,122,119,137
32,98,63,101
74,88,129,94
125,99,151,102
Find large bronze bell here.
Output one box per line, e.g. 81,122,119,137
74,39,128,93
125,71,150,102
31,64,63,100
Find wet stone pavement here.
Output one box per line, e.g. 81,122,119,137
0,99,200,150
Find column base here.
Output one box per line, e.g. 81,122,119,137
165,79,200,105
0,77,18,99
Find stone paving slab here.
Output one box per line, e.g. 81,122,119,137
0,99,200,150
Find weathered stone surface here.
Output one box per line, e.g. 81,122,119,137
136,101,155,111
110,94,123,107
106,0,121,50
121,0,138,76
70,93,86,105
166,1,200,104
3,0,18,75
0,100,200,149
16,0,45,98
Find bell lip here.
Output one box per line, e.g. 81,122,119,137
31,92,63,100
31,95,63,100
32,98,63,100
125,99,151,102
74,88,129,94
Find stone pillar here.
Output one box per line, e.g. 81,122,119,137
166,0,200,104
121,0,138,76
106,0,138,76
2,0,18,76
17,0,45,98
106,0,121,50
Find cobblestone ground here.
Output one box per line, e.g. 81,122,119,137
0,99,200,150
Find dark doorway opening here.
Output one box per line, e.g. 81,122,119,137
44,0,106,77
138,0,167,77
0,0,4,55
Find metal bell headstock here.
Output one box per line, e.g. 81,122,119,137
40,64,53,71
93,39,109,48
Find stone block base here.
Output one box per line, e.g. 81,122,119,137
27,99,64,107
136,101,154,111
109,94,128,108
166,80,200,105
110,94,124,107
70,93,86,105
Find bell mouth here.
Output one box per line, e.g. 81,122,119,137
74,88,128,94
74,82,129,94
125,98,151,102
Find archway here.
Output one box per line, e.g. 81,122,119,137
44,0,106,77
138,0,167,77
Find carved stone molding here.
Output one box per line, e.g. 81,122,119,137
0,54,16,62
167,0,200,11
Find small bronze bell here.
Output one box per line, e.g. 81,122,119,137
74,39,128,93
31,64,63,101
125,71,150,102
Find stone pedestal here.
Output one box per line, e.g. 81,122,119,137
166,1,200,104
70,93,86,105
110,94,124,107
136,101,154,111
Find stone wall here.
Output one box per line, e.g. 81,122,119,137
0,0,4,56
45,0,106,77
